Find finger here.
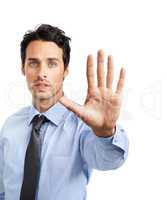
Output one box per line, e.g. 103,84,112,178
87,55,95,91
106,55,114,89
116,68,126,94
58,95,84,118
97,49,105,88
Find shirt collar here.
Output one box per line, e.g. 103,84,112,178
28,101,69,126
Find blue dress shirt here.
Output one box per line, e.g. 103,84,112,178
0,101,129,200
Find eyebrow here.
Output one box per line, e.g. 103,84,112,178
27,57,60,62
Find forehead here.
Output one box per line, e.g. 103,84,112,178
26,40,63,59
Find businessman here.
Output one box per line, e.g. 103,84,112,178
0,24,129,200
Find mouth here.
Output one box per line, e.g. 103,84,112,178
33,82,51,91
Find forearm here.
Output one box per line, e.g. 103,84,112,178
80,124,129,170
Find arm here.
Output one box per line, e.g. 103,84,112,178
59,49,129,169
79,123,129,170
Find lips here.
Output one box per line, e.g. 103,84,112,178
33,81,51,91
34,81,51,87
34,83,49,87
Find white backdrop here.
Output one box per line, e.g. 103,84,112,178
0,0,166,199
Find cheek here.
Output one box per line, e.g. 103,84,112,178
25,71,36,83
50,72,64,85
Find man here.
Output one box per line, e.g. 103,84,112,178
0,24,129,200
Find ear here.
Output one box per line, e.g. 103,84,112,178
21,65,25,76
63,67,69,80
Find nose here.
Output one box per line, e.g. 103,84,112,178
37,64,48,79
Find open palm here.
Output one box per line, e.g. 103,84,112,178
59,50,125,137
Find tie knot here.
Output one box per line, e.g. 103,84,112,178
32,114,48,132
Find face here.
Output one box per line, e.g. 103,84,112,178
22,40,68,102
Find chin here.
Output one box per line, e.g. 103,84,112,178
34,92,53,100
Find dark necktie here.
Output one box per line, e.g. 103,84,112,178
20,114,48,200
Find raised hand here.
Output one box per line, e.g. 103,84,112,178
59,49,125,137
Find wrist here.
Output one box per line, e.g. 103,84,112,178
93,126,116,137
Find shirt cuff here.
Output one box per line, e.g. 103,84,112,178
95,124,129,153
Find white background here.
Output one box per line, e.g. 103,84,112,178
0,0,166,199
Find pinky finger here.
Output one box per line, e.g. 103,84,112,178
116,68,126,94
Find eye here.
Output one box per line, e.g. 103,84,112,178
48,62,58,68
28,62,38,68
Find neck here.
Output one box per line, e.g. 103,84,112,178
32,90,64,113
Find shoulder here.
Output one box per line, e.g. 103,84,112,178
0,105,31,133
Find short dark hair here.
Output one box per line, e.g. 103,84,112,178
20,24,71,69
